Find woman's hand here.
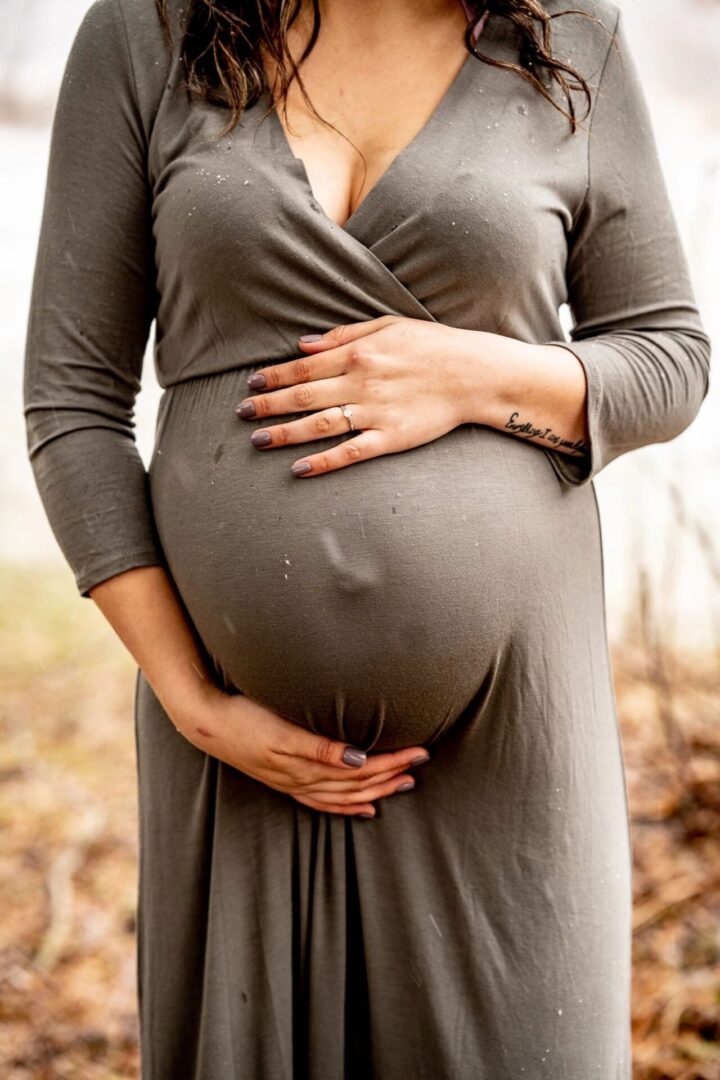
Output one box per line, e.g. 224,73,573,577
235,314,590,474
235,315,486,476
175,684,430,819
90,566,429,819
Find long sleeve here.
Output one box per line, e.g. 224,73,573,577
23,0,167,596
542,6,712,487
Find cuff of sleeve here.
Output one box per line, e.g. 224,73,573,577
77,548,167,598
540,338,606,487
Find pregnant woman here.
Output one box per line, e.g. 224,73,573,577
24,0,711,1075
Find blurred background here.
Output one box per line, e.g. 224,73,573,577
0,0,718,1077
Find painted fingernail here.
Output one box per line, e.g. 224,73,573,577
291,461,312,477
247,373,266,389
358,811,375,819
396,779,415,792
300,333,324,343
342,746,367,767
251,430,272,447
410,753,430,765
236,401,255,418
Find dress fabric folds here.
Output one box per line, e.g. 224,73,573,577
23,0,711,1076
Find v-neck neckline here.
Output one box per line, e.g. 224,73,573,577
265,44,477,236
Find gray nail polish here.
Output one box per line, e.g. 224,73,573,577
236,401,256,419
358,812,375,819
396,779,415,792
291,462,312,477
410,754,430,765
300,333,324,342
342,746,367,767
251,430,272,447
247,373,266,389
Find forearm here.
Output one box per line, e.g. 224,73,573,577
454,332,590,458
88,565,222,729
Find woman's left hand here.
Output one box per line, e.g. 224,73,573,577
235,315,490,476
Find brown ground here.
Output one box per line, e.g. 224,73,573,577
1,565,718,1080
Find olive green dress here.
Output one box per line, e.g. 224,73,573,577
23,0,711,1076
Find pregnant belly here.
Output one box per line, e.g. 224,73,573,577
149,370,579,751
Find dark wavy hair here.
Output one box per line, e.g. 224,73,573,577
155,0,603,141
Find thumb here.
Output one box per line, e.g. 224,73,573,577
286,725,368,769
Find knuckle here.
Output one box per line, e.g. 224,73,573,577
327,324,348,345
314,453,331,474
293,384,314,408
274,424,291,445
347,347,368,369
313,412,333,435
293,358,312,383
343,441,363,463
313,737,337,767
254,396,271,417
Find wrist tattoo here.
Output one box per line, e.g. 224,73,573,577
504,411,589,456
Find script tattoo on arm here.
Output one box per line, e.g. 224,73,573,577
504,411,590,456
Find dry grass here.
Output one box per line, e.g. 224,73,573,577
0,566,140,1079
0,564,718,1079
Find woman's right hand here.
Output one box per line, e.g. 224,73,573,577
88,566,428,818
175,685,431,818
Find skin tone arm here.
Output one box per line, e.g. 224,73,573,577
466,335,589,456
234,317,589,475
88,565,430,818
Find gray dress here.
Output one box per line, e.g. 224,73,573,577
23,0,711,1076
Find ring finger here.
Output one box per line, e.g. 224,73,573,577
248,404,365,449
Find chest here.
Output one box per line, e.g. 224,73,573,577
261,16,474,229
148,13,590,343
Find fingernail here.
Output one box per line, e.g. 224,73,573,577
342,746,367,767
235,401,256,418
358,811,375,819
410,754,430,765
396,779,415,792
291,461,312,477
251,430,272,447
300,333,324,343
247,373,266,389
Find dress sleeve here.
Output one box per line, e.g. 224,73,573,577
23,0,167,596
542,7,712,487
